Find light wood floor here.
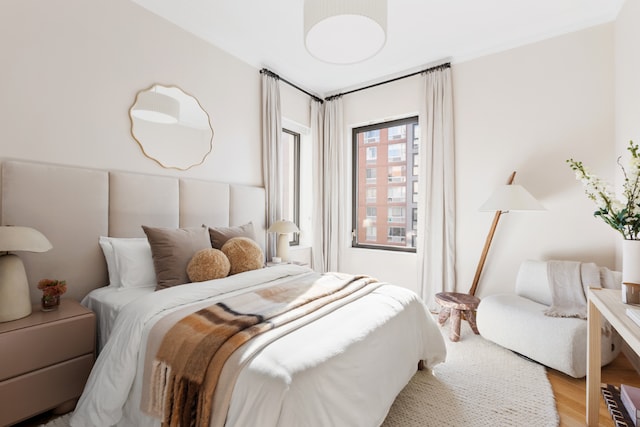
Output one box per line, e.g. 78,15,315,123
548,351,640,427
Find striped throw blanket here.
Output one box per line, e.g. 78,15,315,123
147,272,378,427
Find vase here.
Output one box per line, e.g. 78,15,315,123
622,239,640,304
41,295,60,311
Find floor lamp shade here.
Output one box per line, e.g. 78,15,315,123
0,226,53,322
268,220,300,262
469,173,545,296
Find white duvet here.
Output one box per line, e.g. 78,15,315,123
71,265,446,427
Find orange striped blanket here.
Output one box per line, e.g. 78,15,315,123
144,272,379,427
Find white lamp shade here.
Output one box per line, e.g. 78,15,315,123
268,220,300,234
304,0,387,64
131,90,180,124
479,185,546,212
0,226,52,252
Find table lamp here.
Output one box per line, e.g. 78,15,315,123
268,220,300,262
0,226,53,322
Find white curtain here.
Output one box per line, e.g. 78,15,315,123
311,97,344,272
417,66,456,310
261,72,282,261
310,99,325,271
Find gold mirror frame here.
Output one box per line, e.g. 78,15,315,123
129,84,213,171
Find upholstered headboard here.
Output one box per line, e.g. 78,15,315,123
0,160,266,304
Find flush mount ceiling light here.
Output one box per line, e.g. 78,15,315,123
131,90,180,124
304,0,387,65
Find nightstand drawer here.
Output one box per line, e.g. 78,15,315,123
0,354,93,426
0,313,95,381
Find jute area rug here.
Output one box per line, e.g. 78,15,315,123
382,320,560,427
43,322,559,427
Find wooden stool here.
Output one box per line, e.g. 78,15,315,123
435,292,481,342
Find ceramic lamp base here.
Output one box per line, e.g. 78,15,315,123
275,233,290,262
0,254,33,322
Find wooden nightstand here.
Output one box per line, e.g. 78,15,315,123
0,299,95,426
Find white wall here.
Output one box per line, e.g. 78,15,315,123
340,24,617,297
0,0,262,186
0,0,623,297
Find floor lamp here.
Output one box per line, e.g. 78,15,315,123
468,171,545,296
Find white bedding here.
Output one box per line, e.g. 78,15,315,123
81,285,155,352
71,265,446,427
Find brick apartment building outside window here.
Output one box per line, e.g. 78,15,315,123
352,116,419,252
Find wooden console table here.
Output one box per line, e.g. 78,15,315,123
587,288,640,426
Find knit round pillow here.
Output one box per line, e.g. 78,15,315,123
186,248,231,282
221,237,264,275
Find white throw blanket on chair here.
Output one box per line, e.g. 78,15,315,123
544,260,610,319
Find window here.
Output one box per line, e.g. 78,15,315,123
388,165,406,183
366,146,377,162
413,124,420,147
366,226,377,241
364,130,380,143
388,207,405,223
387,186,406,203
282,129,300,245
388,143,406,162
366,188,377,203
412,208,418,231
366,168,377,184
413,153,420,176
387,227,406,244
388,125,406,140
352,116,419,251
366,207,377,219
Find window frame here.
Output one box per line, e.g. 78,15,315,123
351,116,419,253
282,128,300,246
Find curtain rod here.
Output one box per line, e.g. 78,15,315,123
325,62,451,101
260,68,324,104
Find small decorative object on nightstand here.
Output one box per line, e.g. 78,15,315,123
38,278,67,311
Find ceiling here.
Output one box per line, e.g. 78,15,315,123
131,0,625,98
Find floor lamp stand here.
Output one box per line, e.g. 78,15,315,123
468,171,516,296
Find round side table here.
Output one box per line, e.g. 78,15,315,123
435,292,481,342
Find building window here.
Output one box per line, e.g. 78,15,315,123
388,165,406,183
388,125,406,140
364,130,380,143
388,143,406,162
366,146,377,163
388,207,405,223
282,129,300,245
352,116,419,252
412,153,420,176
366,207,377,219
366,187,377,203
413,124,420,148
366,168,377,184
387,226,406,244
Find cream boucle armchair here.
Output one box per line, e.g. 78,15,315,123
476,260,621,378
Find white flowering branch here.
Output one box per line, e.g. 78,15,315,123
567,141,640,240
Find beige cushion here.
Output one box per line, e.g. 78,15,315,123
142,225,212,290
187,249,230,282
221,237,264,275
209,222,255,249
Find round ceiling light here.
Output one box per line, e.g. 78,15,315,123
304,0,387,65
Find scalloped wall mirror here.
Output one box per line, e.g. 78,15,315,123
129,84,213,170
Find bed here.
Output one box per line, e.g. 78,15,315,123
0,160,446,427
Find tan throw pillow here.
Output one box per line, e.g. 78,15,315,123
187,248,230,282
221,237,264,275
142,225,212,290
209,222,255,249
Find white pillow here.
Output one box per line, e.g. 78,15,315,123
100,237,156,288
99,236,123,287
